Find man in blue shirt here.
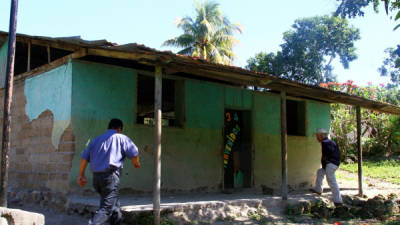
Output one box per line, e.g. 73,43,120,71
78,118,140,225
310,128,343,207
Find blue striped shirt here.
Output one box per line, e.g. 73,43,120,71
81,129,139,172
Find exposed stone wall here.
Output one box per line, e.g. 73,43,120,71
0,80,75,193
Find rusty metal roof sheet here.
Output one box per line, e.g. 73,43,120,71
1,31,400,115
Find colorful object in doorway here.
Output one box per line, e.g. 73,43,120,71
224,112,240,168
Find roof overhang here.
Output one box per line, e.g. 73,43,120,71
1,31,400,115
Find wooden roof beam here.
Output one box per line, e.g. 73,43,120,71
15,36,80,52
87,48,163,65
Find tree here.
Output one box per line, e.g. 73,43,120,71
379,46,400,87
335,1,400,86
163,1,242,65
335,0,400,30
246,16,360,85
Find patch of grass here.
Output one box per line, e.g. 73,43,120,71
340,160,400,184
336,170,357,182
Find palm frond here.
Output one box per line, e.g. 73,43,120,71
164,0,242,65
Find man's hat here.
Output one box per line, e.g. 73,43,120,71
315,128,328,135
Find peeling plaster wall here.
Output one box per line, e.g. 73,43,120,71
0,60,74,193
25,62,72,148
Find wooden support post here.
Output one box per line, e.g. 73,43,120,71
356,106,363,196
47,45,51,63
153,66,162,225
26,41,31,72
280,91,288,200
0,0,18,207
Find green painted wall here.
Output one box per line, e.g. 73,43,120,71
69,59,330,192
252,92,282,188
225,86,252,110
0,41,8,88
70,60,137,190
251,94,329,190
306,101,331,136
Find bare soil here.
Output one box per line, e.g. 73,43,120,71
9,169,400,225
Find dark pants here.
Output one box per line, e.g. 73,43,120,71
89,169,122,225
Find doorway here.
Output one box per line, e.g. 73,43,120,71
223,109,252,189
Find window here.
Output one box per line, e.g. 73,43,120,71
286,100,306,136
136,74,184,126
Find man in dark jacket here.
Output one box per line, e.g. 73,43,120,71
310,128,343,206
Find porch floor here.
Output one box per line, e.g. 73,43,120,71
67,190,329,223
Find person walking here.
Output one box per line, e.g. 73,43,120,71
310,128,343,207
77,118,141,225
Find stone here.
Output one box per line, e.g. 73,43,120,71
383,199,397,216
352,196,367,207
358,208,374,219
0,217,7,225
342,195,353,205
387,193,398,200
333,205,350,219
286,203,303,216
311,199,332,219
298,200,311,214
0,207,44,225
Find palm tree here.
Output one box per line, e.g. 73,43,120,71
162,1,242,65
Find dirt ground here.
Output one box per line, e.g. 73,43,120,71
9,169,400,225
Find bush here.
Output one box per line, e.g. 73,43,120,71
320,81,400,158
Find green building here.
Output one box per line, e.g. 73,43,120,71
0,32,398,197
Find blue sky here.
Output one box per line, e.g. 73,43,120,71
1,0,399,86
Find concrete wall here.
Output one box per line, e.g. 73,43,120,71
1,60,75,193
69,59,329,193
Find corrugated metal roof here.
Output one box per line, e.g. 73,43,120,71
1,31,400,115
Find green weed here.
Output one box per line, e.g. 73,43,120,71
341,160,400,184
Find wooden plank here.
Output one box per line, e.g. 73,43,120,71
356,106,363,196
88,48,160,64
280,91,288,200
18,37,80,51
165,67,255,86
27,41,31,72
153,66,162,225
0,0,18,207
47,45,51,63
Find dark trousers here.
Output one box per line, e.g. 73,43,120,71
89,169,122,225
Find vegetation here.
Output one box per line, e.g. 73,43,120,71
246,15,360,85
341,160,400,184
335,0,400,30
379,46,400,87
336,169,358,182
321,81,400,158
163,0,242,65
334,0,400,87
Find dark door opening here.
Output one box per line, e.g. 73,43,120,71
223,109,252,189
